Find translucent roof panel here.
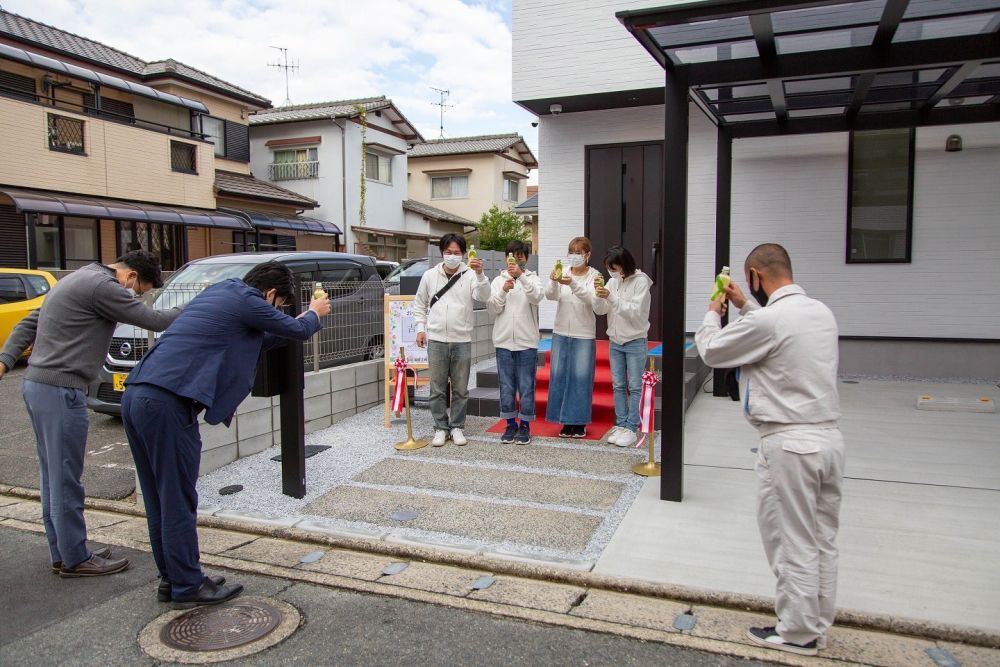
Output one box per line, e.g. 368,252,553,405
969,62,1000,80
649,15,753,48
722,112,776,122
902,0,1000,20
669,40,758,64
872,69,948,87
935,95,995,107
788,107,847,118
777,26,875,53
771,0,885,33
699,83,770,100
785,76,854,95
893,12,999,42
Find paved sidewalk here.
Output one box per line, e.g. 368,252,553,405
2,494,997,666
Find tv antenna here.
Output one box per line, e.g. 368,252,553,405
268,46,299,106
430,87,453,139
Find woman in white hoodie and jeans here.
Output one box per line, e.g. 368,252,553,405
596,246,652,447
414,234,491,447
488,240,543,445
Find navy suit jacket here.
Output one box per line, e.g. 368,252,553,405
127,279,321,425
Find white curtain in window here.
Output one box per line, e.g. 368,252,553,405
451,175,468,197
432,177,451,198
202,116,225,157
365,152,379,179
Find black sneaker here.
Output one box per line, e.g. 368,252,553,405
515,422,531,445
572,425,587,439
500,423,518,443
558,424,573,438
747,626,817,656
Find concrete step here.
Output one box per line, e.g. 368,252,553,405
305,485,601,552
355,459,627,510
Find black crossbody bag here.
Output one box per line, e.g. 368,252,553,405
428,269,467,309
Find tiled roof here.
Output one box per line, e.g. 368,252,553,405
403,199,474,227
250,97,392,125
514,193,538,212
409,134,521,157
0,10,269,106
215,170,318,208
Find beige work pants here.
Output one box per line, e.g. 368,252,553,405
756,427,845,646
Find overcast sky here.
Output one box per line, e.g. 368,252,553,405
9,0,539,181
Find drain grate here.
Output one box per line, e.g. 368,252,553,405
160,601,282,652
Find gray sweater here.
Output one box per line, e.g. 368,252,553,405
0,263,180,390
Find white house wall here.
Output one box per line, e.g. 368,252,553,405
536,103,717,331
343,116,409,250
539,104,1000,338
513,0,676,102
249,118,343,238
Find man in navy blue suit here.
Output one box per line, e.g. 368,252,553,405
121,262,330,608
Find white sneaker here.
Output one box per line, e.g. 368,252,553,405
450,428,467,446
606,426,625,444
616,429,638,448
431,430,448,447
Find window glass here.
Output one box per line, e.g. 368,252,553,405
848,128,913,263
63,217,99,270
34,216,61,269
202,116,225,157
24,275,51,297
0,276,27,304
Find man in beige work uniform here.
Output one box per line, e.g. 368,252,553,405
695,243,844,657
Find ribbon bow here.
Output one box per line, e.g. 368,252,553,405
638,369,660,437
391,356,408,416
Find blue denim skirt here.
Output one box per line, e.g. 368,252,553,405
545,334,596,425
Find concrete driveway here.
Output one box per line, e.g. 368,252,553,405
0,362,135,499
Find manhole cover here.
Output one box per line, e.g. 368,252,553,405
219,485,243,496
160,601,281,652
270,445,331,462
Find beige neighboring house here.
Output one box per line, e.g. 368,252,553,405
407,134,538,240
0,9,339,272
514,184,539,251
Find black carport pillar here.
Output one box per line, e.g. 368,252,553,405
713,127,733,397
660,67,689,502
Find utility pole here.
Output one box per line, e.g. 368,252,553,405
430,87,453,140
268,46,299,106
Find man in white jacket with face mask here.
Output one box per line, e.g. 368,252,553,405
695,243,844,658
414,234,490,446
487,240,543,445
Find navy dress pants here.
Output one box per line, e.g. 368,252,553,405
122,383,204,598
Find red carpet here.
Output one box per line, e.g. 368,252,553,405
486,340,659,441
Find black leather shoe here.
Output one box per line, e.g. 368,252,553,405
52,546,111,573
158,575,226,602
171,578,244,609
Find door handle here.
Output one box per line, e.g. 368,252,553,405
650,242,660,285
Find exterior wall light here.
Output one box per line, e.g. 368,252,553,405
945,135,963,152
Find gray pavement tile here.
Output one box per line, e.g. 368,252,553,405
356,458,626,510
377,561,489,596
299,548,398,582
570,589,689,633
0,502,42,523
223,537,324,568
467,575,587,614
305,486,602,552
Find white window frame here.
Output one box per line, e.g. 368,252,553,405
365,151,392,184
503,176,519,202
202,116,226,157
431,174,469,200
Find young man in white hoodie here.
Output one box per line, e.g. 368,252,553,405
414,234,491,446
695,243,843,657
596,246,652,447
487,240,543,445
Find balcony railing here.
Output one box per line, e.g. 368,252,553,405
269,161,319,181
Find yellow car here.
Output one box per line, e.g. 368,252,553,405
0,268,58,359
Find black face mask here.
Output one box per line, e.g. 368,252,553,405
749,270,769,307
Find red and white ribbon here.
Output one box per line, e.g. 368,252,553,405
391,356,408,415
638,369,660,434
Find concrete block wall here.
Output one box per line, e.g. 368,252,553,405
197,358,385,476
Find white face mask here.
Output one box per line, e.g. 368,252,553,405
442,255,462,269
124,275,141,298
565,253,584,268
608,270,621,280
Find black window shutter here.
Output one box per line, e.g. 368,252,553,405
0,71,36,102
82,94,135,122
224,120,250,162
0,205,28,268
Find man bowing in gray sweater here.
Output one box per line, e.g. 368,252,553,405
0,251,180,578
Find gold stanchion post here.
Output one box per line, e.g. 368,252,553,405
632,356,661,477
394,347,428,451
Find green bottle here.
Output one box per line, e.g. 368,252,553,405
467,244,477,260
711,266,731,301
594,273,605,295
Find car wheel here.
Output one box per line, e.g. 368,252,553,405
366,336,384,361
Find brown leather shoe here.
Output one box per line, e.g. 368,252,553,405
59,554,130,578
51,546,112,573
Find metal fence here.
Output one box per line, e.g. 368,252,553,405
269,161,320,181
122,281,385,371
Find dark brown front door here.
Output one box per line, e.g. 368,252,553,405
585,141,663,341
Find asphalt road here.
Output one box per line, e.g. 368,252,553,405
0,362,135,499
0,525,772,667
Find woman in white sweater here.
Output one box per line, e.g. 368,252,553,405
596,246,652,447
544,236,608,438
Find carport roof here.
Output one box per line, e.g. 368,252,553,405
617,0,1000,137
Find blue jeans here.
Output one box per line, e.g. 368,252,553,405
21,379,91,568
428,340,472,431
495,348,537,421
122,383,205,598
545,334,596,425
610,338,648,432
